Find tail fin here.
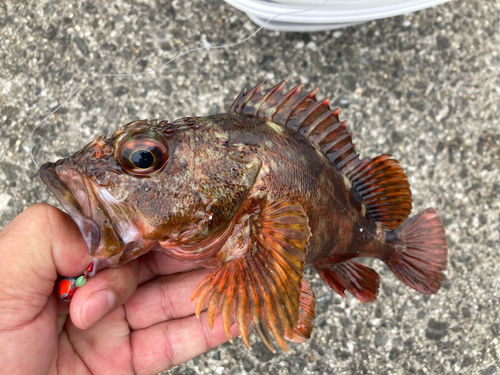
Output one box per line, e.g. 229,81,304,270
385,208,448,295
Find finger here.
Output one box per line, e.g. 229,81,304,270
137,250,202,285
0,203,90,328
70,259,139,329
131,312,240,375
125,267,213,330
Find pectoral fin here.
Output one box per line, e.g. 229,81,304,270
191,200,311,352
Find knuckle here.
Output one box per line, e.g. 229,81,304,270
161,324,176,369
158,278,176,321
22,203,64,234
199,315,214,351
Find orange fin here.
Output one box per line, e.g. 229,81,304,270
191,200,311,353
316,260,380,303
229,81,412,230
285,279,316,343
385,208,448,294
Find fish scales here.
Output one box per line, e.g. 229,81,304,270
40,81,448,353
206,112,366,265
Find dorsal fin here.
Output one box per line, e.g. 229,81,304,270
229,81,412,230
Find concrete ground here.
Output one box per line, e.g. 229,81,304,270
1,0,499,374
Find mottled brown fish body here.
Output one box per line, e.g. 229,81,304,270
204,113,383,266
40,81,448,353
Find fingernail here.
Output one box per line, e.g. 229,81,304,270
82,290,115,328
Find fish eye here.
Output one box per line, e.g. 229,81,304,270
118,131,168,176
130,149,155,169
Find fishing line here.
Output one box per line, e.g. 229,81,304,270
29,0,330,170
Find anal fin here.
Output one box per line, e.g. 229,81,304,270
316,260,380,303
285,279,316,343
191,200,311,352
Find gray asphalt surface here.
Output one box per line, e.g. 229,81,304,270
1,0,500,374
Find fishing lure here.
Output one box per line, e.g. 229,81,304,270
58,262,94,302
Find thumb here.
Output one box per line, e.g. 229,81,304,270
0,203,90,329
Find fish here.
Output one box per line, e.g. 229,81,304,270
40,81,448,352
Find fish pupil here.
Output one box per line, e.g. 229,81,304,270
130,149,155,169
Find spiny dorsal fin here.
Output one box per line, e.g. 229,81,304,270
229,81,412,230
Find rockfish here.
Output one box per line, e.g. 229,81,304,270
40,81,448,352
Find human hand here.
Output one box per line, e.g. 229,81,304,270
0,204,238,374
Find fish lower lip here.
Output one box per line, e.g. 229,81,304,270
39,162,100,254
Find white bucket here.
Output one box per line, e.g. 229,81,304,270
224,0,452,31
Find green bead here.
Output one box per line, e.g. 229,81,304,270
75,275,87,288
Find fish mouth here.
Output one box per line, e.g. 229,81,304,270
40,161,132,275
40,161,102,255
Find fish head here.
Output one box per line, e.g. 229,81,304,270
40,117,260,272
